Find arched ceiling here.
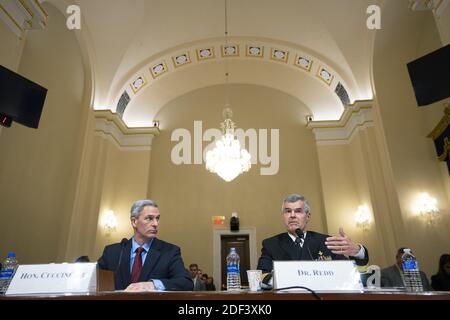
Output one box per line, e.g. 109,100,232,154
75,0,379,126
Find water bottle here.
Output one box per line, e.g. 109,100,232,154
0,252,19,294
226,247,241,291
401,249,423,292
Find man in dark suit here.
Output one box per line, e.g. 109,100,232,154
381,247,431,290
257,194,369,281
98,199,193,291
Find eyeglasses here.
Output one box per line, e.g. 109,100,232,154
283,208,306,215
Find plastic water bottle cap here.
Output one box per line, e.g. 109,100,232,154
7,252,16,257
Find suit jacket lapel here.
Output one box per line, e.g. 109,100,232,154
119,239,132,288
139,238,162,282
278,233,298,260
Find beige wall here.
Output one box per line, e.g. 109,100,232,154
372,2,450,276
147,84,326,276
60,109,153,262
315,111,408,271
0,4,86,263
91,138,151,260
0,20,25,71
316,126,389,269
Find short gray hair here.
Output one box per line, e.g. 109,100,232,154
281,194,310,213
130,199,159,218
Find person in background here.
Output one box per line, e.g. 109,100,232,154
380,247,431,290
189,263,206,291
75,255,90,262
205,276,216,291
431,254,450,291
98,199,193,291
257,194,369,278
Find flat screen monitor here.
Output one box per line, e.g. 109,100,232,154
407,44,450,106
0,65,48,128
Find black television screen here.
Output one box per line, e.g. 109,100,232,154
0,65,47,128
407,44,450,107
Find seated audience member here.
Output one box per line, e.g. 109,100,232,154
205,276,216,291
189,263,206,291
381,247,431,290
257,194,369,286
431,254,450,291
98,199,193,291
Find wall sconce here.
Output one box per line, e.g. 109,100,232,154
101,210,118,233
355,204,371,231
415,192,439,225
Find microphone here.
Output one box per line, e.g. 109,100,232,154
115,238,128,274
294,228,304,240
295,229,314,260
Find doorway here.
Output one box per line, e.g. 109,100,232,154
213,228,257,290
221,234,250,289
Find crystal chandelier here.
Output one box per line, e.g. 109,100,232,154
205,0,251,182
206,108,251,182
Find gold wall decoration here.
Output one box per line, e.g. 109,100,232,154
150,61,168,79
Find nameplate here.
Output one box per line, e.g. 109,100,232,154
6,263,97,295
273,260,363,291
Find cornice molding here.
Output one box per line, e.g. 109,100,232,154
94,110,159,151
0,0,47,38
307,100,374,145
111,37,355,120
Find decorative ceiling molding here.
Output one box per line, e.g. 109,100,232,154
271,48,288,63
196,47,215,60
246,45,264,57
409,0,449,17
0,0,47,38
113,38,349,116
130,75,146,94
150,61,168,79
307,100,373,145
317,66,334,85
172,52,192,67
222,44,239,57
294,55,312,71
94,110,159,151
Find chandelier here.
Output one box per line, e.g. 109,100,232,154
205,0,251,182
206,108,251,182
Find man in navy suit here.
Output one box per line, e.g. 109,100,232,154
257,194,369,279
98,199,193,291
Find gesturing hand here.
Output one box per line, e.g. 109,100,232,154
325,227,361,257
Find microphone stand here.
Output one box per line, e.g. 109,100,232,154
115,238,128,277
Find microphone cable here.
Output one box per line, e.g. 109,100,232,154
273,285,322,300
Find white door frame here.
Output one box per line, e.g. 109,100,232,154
212,228,257,290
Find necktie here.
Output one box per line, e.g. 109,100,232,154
131,247,145,283
294,237,303,260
